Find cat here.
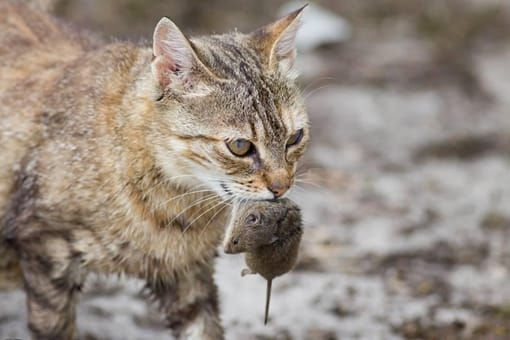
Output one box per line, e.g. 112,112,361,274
0,1,309,339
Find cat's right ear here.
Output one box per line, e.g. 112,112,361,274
151,17,207,89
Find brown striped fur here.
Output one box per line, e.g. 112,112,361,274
0,1,309,338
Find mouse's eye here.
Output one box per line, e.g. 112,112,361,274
232,239,239,245
245,213,259,225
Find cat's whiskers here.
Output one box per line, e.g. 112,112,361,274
301,77,337,97
150,173,232,210
198,196,235,238
154,187,215,210
296,163,325,174
290,184,311,195
181,197,230,236
303,83,337,100
167,193,219,230
179,198,222,237
238,197,249,210
295,178,322,189
295,168,324,188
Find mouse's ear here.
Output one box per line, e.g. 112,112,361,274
245,212,261,225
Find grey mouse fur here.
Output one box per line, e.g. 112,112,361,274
224,198,303,324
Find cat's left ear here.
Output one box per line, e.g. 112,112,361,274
152,17,213,89
249,5,306,73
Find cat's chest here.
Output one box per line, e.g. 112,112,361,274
79,193,231,276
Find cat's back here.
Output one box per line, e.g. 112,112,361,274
0,1,94,90
0,1,96,221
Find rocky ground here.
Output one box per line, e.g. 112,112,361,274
2,0,510,339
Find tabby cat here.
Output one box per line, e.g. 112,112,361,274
0,1,309,338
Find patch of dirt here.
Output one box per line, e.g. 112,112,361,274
363,241,490,303
481,211,510,230
399,208,439,236
305,328,338,340
394,318,467,340
368,241,490,273
471,304,510,339
395,304,510,340
414,133,509,160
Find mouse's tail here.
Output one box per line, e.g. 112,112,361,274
264,279,272,325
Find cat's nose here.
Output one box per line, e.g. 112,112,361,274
268,182,288,198
266,171,291,198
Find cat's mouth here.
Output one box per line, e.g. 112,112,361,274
219,182,278,202
220,182,263,201
220,182,233,197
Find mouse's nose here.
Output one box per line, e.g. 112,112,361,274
224,244,233,254
224,239,238,254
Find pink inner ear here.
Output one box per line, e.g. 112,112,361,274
152,17,195,87
153,56,176,88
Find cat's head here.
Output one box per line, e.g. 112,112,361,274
149,7,309,201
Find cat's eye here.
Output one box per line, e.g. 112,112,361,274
287,128,304,147
226,139,253,157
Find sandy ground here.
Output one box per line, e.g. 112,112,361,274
2,0,510,339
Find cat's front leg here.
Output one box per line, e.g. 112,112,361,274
147,259,224,340
16,232,84,340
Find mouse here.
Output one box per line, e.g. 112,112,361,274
224,198,303,324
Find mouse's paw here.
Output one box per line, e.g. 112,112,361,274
241,268,256,276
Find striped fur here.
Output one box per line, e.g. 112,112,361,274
0,1,308,339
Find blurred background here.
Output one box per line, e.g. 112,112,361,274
2,0,510,339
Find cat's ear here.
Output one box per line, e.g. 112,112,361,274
250,5,306,72
152,17,208,89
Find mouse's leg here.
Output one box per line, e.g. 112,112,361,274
146,258,224,340
241,268,257,276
